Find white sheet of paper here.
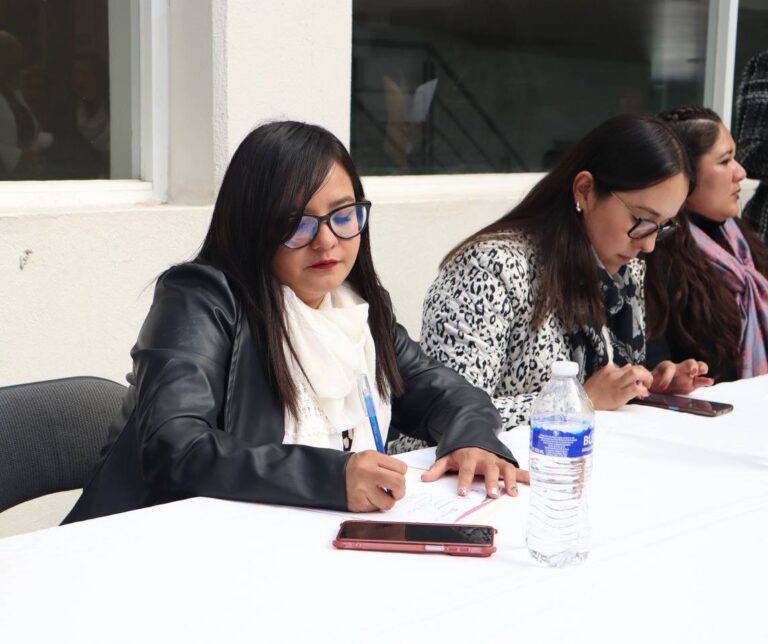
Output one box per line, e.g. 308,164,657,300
392,448,435,470
325,426,530,525
409,78,438,122
344,469,512,524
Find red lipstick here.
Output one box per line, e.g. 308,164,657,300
309,259,339,270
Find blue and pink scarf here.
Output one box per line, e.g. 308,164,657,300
690,217,768,378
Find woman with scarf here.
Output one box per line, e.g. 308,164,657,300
64,121,525,524
415,114,711,436
645,107,768,383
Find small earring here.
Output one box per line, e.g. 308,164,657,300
575,202,582,213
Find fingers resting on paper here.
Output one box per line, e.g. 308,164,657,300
421,447,529,499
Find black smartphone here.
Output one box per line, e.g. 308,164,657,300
333,520,497,557
630,392,733,417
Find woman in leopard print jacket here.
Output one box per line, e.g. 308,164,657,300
418,115,714,434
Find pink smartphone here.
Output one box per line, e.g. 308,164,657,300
333,520,497,557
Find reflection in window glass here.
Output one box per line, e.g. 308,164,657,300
352,0,709,175
0,0,134,181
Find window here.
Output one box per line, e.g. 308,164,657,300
352,0,711,176
0,0,169,206
733,0,768,117
0,0,139,181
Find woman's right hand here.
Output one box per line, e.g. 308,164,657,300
583,363,653,410
345,451,407,512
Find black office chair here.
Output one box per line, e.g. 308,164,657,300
0,376,126,513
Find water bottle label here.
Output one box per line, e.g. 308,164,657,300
530,425,594,458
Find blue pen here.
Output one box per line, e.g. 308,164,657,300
358,374,386,454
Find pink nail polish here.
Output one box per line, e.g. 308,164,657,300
489,486,499,497
458,485,468,496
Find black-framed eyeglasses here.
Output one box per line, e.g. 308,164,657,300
611,192,678,241
282,201,371,249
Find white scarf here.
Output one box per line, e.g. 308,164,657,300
281,283,392,451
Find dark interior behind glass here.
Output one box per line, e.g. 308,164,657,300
0,0,113,181
733,1,768,121
352,0,710,175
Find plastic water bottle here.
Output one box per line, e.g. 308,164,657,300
526,360,594,567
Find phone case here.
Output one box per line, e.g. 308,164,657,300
333,521,497,557
332,538,496,557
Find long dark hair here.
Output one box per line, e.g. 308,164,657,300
197,121,403,417
445,114,692,331
649,106,768,379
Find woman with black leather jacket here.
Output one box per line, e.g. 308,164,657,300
64,121,526,524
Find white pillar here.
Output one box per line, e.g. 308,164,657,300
212,0,353,187
704,0,739,127
168,0,214,203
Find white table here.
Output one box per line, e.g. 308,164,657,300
1,377,766,643
598,374,768,460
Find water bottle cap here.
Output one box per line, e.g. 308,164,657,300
551,360,579,377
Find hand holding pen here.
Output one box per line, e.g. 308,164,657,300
343,375,406,513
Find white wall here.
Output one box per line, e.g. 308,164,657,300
215,0,352,181
0,206,210,386
168,0,214,203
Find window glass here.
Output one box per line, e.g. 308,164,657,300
0,0,136,181
733,0,768,123
352,0,710,175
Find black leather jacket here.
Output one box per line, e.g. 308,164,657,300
64,263,516,523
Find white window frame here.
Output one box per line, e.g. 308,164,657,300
0,0,168,209
705,0,740,127
361,173,545,209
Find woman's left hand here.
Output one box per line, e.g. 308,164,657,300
421,447,529,499
651,359,714,394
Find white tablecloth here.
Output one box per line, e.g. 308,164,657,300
1,376,766,643
600,374,768,459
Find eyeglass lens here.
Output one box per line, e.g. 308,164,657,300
629,219,676,240
284,203,368,249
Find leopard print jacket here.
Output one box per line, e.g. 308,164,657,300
416,233,646,435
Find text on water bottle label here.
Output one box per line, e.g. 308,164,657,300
530,425,594,458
